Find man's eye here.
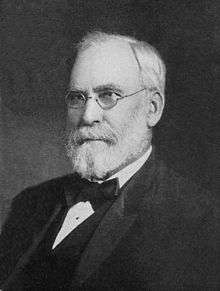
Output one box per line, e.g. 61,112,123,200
98,91,116,105
72,92,84,100
99,91,113,98
66,91,85,107
99,91,121,100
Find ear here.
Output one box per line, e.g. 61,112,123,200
147,91,165,127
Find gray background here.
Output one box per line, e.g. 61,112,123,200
1,0,219,228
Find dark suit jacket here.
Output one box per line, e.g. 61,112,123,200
0,151,218,290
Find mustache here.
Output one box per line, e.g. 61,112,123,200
67,124,119,146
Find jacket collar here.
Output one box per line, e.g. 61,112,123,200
72,147,160,286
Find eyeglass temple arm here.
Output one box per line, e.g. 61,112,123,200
118,88,147,100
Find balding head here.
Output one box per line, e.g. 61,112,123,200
75,31,166,98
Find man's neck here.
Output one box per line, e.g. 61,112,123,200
91,145,152,188
108,145,152,188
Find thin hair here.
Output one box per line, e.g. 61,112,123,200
75,31,166,97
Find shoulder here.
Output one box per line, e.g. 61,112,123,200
140,156,218,231
1,174,76,231
143,158,218,242
137,159,219,288
0,174,76,286
152,156,215,204
145,148,213,204
162,161,215,209
14,173,76,205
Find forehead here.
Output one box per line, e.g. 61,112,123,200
70,39,141,91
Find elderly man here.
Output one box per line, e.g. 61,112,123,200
0,32,218,290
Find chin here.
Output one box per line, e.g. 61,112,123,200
67,139,132,180
67,134,148,180
67,141,115,180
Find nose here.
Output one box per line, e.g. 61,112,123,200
81,96,103,126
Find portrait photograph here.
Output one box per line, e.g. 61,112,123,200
0,0,219,289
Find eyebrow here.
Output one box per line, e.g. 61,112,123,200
69,83,124,95
93,83,124,94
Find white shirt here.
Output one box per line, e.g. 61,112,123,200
52,146,152,249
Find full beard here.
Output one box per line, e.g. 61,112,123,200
66,104,151,180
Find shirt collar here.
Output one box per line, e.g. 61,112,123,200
108,145,152,188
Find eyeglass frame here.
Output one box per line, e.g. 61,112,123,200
65,87,147,110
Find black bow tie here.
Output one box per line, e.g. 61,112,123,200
66,177,119,210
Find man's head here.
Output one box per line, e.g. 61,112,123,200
66,31,166,180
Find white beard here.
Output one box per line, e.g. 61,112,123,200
66,102,151,180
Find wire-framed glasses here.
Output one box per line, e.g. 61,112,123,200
65,88,146,110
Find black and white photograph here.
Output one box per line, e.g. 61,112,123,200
0,0,219,289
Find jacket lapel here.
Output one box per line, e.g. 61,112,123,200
3,174,79,289
73,148,159,286
73,192,137,286
3,203,63,289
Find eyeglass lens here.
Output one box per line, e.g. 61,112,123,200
66,92,86,107
66,91,116,109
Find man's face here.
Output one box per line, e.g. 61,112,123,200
66,40,152,180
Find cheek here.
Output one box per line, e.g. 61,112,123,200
67,109,82,127
104,100,140,128
103,111,123,133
